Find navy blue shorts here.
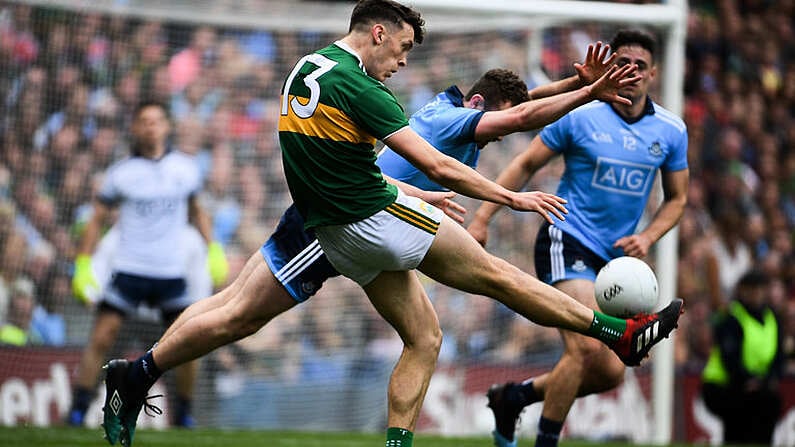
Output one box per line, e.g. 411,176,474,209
260,204,340,302
103,272,188,316
534,223,607,285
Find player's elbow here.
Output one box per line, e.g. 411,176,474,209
423,157,459,185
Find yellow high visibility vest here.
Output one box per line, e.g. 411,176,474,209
702,301,777,385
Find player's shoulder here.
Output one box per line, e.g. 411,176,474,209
165,149,197,163
104,155,137,177
650,102,687,134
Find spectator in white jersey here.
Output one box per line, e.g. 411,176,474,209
67,100,229,429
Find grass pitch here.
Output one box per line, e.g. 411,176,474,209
0,426,686,447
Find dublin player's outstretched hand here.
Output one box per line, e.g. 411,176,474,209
574,41,615,85
588,62,641,106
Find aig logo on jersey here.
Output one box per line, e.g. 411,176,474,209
591,156,656,196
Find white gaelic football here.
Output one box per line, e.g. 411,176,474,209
594,256,659,317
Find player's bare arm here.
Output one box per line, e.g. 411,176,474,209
78,200,112,255
614,168,689,257
188,195,214,244
473,62,639,144
384,127,567,223
468,137,558,246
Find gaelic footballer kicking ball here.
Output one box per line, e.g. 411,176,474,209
594,256,659,318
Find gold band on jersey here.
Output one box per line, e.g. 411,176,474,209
385,202,439,235
279,95,377,146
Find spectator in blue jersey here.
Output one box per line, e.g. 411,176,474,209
467,29,689,447
99,4,682,447
66,100,229,429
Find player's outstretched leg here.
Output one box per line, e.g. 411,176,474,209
102,359,162,446
611,298,684,366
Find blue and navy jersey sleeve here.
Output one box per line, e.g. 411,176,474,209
432,107,484,147
539,112,573,153
662,124,688,173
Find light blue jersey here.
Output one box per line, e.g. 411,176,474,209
376,86,484,191
540,98,688,261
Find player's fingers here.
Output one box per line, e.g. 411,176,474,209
549,195,568,210
585,43,594,61
537,207,555,224
612,94,633,106
620,63,639,77
545,205,566,222
443,203,466,224
447,200,467,214
598,42,610,61
619,74,642,85
546,193,567,205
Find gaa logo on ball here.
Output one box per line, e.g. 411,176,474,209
594,256,659,317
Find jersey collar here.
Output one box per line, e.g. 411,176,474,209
442,85,465,107
609,95,655,124
333,40,366,74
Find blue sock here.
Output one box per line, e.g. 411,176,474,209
71,386,94,412
128,350,162,393
517,379,541,406
535,416,563,447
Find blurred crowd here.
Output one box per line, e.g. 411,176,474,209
0,0,793,384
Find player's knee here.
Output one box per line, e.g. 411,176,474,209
225,308,265,339
600,356,626,388
582,348,625,389
570,338,609,365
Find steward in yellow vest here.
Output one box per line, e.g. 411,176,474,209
701,270,783,445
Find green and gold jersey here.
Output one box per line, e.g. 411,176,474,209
279,41,409,229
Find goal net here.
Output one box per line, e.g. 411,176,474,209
0,0,685,442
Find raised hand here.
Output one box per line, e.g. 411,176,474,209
509,191,568,224
574,41,615,85
589,62,641,105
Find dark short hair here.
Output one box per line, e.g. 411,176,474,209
465,69,530,110
349,0,425,44
738,269,768,288
610,29,658,62
132,100,170,121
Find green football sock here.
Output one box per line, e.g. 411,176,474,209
586,310,627,345
386,427,413,447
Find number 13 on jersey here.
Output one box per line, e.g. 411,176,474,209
281,54,338,118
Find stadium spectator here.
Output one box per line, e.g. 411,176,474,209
0,276,41,345
701,270,784,445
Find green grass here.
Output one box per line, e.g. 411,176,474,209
0,426,691,447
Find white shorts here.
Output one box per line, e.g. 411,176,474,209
315,189,443,286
